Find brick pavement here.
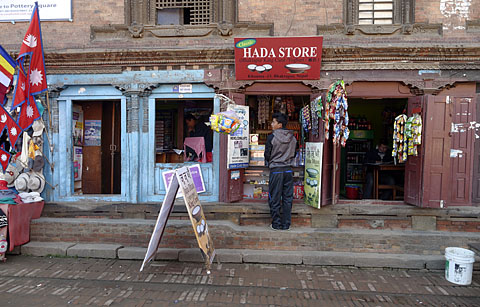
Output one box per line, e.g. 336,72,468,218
0,255,479,306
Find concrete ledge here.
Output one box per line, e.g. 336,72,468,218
67,243,123,259
118,247,147,260
119,247,180,261
303,251,355,266
19,241,480,271
354,253,425,269
242,250,303,264
22,242,76,257
155,248,181,260
179,249,204,262
215,249,243,263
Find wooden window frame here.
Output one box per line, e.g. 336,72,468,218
125,0,237,26
345,0,414,26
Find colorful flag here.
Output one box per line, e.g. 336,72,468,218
0,147,11,172
0,45,16,103
18,94,41,131
18,2,47,96
11,60,28,109
0,103,22,147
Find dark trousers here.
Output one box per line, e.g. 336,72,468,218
268,167,294,230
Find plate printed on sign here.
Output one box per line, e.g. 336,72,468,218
247,64,257,71
285,63,311,74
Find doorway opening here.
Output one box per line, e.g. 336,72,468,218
72,100,121,195
340,98,407,201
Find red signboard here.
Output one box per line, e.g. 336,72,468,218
234,36,323,80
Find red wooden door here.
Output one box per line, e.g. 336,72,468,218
220,92,246,203
317,92,340,206
82,102,102,194
404,96,424,206
448,96,475,206
421,95,452,208
473,93,480,204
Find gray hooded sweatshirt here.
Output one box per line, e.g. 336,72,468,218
264,128,297,169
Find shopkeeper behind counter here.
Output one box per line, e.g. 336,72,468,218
363,140,395,200
185,113,213,162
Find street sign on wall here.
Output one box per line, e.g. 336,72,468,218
234,36,323,80
0,0,72,22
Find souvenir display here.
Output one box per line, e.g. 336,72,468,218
309,97,322,137
406,113,422,156
257,96,270,126
324,80,349,147
209,111,240,134
392,114,408,163
286,97,295,118
301,104,311,132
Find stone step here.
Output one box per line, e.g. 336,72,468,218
39,202,480,232
19,241,480,271
30,217,480,255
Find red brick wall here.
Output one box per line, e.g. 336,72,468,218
0,0,124,51
416,0,480,37
238,0,343,36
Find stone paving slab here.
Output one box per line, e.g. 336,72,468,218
1,255,479,306
242,249,303,264
215,249,243,263
21,242,77,257
118,247,180,260
21,241,480,270
354,253,426,269
66,243,123,259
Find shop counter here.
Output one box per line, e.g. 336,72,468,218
0,201,44,251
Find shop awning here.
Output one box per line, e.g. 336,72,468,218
243,82,313,95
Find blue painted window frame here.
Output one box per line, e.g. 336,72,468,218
141,84,220,202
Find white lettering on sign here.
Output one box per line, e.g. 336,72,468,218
179,84,192,93
243,47,318,58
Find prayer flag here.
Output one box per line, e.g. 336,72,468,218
18,2,47,95
18,94,41,131
11,60,28,109
0,45,16,103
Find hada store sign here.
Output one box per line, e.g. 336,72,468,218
234,36,323,80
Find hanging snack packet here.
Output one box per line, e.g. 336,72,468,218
209,110,240,134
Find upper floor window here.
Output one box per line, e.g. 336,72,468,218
156,0,213,25
358,0,393,25
345,0,414,27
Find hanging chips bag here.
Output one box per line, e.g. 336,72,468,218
209,111,240,134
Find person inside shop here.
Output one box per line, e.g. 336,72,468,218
184,113,213,162
363,140,395,200
264,112,297,231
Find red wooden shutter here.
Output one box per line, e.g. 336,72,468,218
472,93,480,204
404,96,424,206
448,96,475,206
421,95,452,208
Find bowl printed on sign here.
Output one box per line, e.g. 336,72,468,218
247,64,257,71
192,205,202,222
255,66,266,73
285,63,311,73
306,168,318,178
262,64,272,71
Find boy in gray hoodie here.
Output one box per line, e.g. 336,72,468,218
264,112,297,230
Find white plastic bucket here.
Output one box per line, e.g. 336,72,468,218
445,247,475,285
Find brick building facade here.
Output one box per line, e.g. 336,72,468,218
0,0,479,208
